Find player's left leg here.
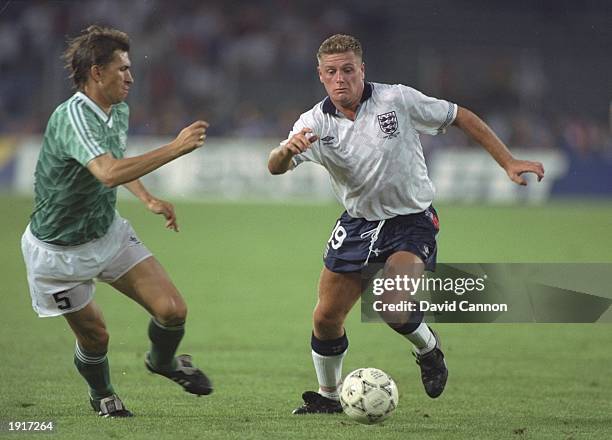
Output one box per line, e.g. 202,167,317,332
382,250,448,398
108,256,212,396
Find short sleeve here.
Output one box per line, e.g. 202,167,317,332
113,102,130,136
280,113,321,168
399,85,457,135
65,103,108,166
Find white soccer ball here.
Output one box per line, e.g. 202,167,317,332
340,368,399,424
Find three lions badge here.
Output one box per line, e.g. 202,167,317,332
377,111,398,138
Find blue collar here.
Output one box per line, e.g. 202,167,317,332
322,82,373,115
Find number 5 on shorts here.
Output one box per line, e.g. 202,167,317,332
328,220,347,250
52,291,72,310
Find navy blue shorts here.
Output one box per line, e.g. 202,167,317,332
323,206,440,274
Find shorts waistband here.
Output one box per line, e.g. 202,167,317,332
25,213,122,252
344,205,434,222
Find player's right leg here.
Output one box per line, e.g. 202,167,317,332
293,268,363,415
63,296,133,418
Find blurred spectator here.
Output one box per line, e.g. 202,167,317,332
0,0,609,158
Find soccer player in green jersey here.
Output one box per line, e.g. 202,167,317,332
20,25,212,417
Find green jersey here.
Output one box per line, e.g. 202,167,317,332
30,92,129,245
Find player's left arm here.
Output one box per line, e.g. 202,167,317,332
452,106,545,185
123,179,179,232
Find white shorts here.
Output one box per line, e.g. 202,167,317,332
21,213,152,318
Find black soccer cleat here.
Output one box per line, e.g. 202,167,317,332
414,327,448,398
292,391,343,415
145,353,213,396
90,394,133,418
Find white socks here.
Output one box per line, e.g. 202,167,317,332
403,322,437,354
312,349,346,400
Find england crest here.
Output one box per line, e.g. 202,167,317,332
377,111,398,135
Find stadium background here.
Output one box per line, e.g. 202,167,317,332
1,1,611,439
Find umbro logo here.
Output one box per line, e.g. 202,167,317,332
321,135,335,146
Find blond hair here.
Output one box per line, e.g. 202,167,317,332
317,34,363,62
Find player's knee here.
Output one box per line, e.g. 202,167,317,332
154,295,187,326
313,308,344,334
385,251,424,276
80,326,110,352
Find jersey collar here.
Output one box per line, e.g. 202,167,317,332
75,91,114,128
322,81,373,116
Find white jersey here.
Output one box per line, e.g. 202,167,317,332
285,82,457,221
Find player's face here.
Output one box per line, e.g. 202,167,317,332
98,51,133,104
318,51,365,109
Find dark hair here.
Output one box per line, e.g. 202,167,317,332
317,34,363,62
62,25,130,89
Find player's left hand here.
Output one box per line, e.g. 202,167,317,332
147,198,179,232
504,159,545,186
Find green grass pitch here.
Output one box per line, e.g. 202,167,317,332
1,195,611,439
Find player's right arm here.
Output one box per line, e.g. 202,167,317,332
268,128,318,175
87,120,208,188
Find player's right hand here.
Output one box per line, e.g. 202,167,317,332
284,128,318,156
173,120,210,154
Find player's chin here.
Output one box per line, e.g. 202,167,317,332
334,93,353,106
112,94,128,104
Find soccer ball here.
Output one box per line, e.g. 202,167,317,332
340,368,399,424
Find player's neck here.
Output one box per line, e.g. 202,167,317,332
333,100,360,121
330,84,364,121
81,86,112,115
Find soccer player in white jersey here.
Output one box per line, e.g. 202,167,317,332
20,26,213,417
268,34,545,414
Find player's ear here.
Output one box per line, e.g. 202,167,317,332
317,65,324,83
90,64,103,84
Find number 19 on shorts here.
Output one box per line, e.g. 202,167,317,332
328,221,347,250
